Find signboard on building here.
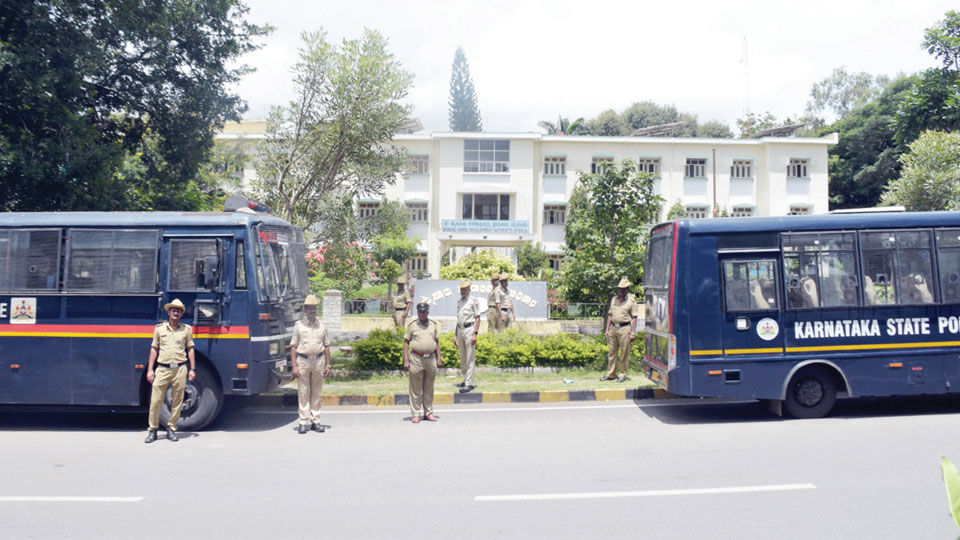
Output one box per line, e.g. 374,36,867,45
441,220,530,234
411,280,547,319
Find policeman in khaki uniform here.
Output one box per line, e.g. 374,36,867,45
145,298,196,443
392,277,412,328
455,279,482,393
499,276,516,330
291,294,331,434
602,278,639,383
487,273,503,334
404,302,442,423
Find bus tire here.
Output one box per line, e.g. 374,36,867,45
160,364,223,431
784,365,836,419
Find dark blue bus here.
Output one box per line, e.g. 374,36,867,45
643,211,960,418
0,211,308,429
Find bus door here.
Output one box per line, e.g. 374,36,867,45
719,257,785,365
162,236,230,337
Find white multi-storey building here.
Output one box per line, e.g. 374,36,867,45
218,121,837,278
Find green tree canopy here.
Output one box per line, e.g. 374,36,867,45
880,130,960,211
439,250,517,281
559,159,663,305
923,10,960,71
805,67,890,121
448,47,482,132
575,101,731,138
538,116,584,135
253,29,413,230
0,0,268,211
516,242,549,278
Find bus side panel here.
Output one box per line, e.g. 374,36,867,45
0,296,73,404
677,236,724,397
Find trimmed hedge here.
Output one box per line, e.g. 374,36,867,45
354,328,644,371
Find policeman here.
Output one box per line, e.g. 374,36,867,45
145,298,196,443
455,279,481,393
392,277,412,328
404,302,442,423
499,275,516,330
291,294,331,434
602,279,639,383
487,273,503,334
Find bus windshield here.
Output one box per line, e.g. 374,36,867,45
256,225,309,301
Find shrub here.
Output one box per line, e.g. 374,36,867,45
354,328,404,370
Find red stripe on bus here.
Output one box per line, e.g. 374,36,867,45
668,222,679,334
0,324,250,334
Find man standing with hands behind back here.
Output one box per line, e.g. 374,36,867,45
145,298,196,444
404,302,442,423
291,294,331,434
455,279,481,393
603,279,639,383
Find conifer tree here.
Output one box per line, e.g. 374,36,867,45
448,47,483,131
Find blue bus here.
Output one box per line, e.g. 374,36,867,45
643,211,960,418
0,210,309,429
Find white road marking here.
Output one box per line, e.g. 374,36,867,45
0,496,143,503
238,399,756,415
475,483,817,502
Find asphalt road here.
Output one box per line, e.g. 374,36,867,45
1,396,960,540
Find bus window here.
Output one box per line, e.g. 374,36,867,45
169,240,220,291
783,232,859,309
235,240,247,290
723,259,778,311
861,230,935,305
937,229,960,303
0,229,61,291
66,229,159,292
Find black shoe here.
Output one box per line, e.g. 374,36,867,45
298,424,309,434
454,382,465,388
617,377,627,383
600,376,617,381
459,385,475,393
144,430,157,444
166,428,178,442
311,423,325,433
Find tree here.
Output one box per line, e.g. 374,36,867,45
581,109,627,136
666,200,688,220
371,232,420,297
439,249,517,280
736,111,780,137
805,67,890,121
448,47,482,132
559,159,663,306
894,68,960,146
516,242,549,278
880,130,960,211
252,29,413,230
538,116,584,135
0,0,269,212
697,120,734,138
923,10,960,71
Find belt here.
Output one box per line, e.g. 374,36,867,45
297,352,325,359
617,322,631,327
159,362,187,369
411,351,435,359
458,322,474,329
395,308,406,311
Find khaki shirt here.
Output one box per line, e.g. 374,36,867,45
456,296,481,327
500,287,514,310
151,322,195,365
609,294,640,324
392,289,412,310
405,318,440,355
291,318,329,356
487,287,503,311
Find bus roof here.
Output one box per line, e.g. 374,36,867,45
665,211,960,235
0,211,294,228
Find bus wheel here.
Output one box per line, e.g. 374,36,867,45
784,366,836,419
161,365,223,431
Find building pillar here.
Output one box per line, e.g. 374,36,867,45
322,290,343,332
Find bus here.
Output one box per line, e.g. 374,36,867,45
0,209,309,429
643,211,960,418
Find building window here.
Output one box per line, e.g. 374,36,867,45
788,158,809,178
544,156,566,176
464,140,510,172
731,159,752,179
591,157,614,174
543,205,567,225
685,206,710,219
638,158,661,175
462,194,509,220
685,158,707,178
788,205,812,216
549,254,564,271
407,253,428,274
407,202,428,223
409,155,429,175
358,202,380,219
731,206,755,217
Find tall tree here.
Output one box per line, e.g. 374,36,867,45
448,47,482,132
559,159,663,305
880,130,960,211
252,29,413,230
0,0,269,211
923,10,960,71
805,67,890,121
538,116,584,135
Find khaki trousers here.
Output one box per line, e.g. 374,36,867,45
392,310,406,328
501,311,514,330
296,354,326,425
408,353,437,416
606,324,633,379
148,364,187,430
487,308,500,334
456,326,477,386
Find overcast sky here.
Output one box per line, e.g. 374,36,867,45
233,0,955,133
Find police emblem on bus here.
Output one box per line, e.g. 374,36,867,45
10,298,36,324
756,318,779,341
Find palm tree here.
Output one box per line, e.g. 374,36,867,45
538,116,584,135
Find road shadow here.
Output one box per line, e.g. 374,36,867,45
635,394,960,425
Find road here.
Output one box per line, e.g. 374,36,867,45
1,396,959,539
